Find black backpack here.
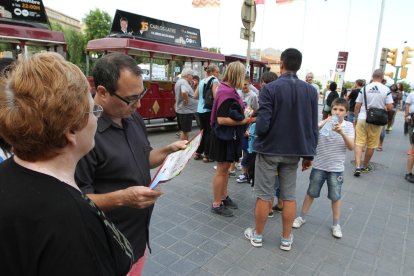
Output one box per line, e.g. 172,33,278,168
203,77,216,109
326,91,339,109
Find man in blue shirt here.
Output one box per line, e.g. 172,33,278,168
244,48,319,251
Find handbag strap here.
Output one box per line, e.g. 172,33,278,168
362,86,368,111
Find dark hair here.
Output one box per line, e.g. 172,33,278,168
331,97,349,111
355,79,364,87
329,82,337,91
120,17,128,22
390,84,398,92
280,48,302,72
93,53,142,94
192,75,200,81
261,71,278,84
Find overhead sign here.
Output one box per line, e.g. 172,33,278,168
333,51,349,91
240,28,255,42
0,0,48,24
110,10,202,49
241,0,256,30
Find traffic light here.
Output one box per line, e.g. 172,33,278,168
401,47,414,66
386,48,398,66
400,67,408,79
385,72,394,79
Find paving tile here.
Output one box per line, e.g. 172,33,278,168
141,259,165,275
224,266,253,276
289,263,316,275
186,248,213,266
168,225,190,239
198,240,226,255
203,257,231,275
183,233,208,247
168,259,199,275
196,224,219,238
151,249,180,267
153,233,178,248
168,241,195,256
349,259,374,275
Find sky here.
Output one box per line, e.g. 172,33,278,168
43,0,414,84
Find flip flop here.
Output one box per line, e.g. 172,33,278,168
203,157,213,163
194,153,203,160
376,148,383,151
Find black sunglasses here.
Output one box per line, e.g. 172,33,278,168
112,87,148,106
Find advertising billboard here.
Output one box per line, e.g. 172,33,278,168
110,9,202,49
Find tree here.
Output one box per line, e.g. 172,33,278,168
83,9,112,42
50,22,86,70
313,80,322,90
398,81,411,92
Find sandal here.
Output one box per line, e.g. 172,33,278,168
194,153,203,160
203,157,213,163
376,147,383,151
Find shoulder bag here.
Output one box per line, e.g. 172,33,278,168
363,86,388,126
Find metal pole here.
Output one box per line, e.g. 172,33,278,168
246,0,253,74
372,0,386,72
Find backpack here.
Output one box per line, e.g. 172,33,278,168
325,91,339,111
203,77,216,109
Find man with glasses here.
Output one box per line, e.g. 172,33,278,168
75,53,187,275
175,68,198,141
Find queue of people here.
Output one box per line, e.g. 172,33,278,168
2,46,413,275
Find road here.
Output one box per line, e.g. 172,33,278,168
143,109,414,276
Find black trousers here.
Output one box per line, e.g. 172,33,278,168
196,112,212,156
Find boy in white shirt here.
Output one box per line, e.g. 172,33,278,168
293,98,355,238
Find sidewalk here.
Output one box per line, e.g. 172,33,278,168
144,111,414,276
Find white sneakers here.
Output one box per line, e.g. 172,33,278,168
293,216,343,239
292,216,306,228
331,224,343,238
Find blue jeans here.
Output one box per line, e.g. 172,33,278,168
307,168,343,201
347,111,355,123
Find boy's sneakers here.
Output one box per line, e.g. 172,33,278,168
211,204,233,217
292,216,306,228
354,167,361,177
280,234,294,251
222,196,238,209
331,224,343,238
268,211,274,218
236,174,249,183
272,205,283,213
244,227,263,247
361,165,373,173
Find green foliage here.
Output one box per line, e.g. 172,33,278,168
83,9,112,41
343,81,354,89
207,47,221,53
50,21,86,69
313,80,322,90
398,81,411,92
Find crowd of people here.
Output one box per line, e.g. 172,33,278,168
0,46,412,274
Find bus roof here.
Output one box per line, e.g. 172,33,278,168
0,23,66,47
86,37,225,62
225,54,268,66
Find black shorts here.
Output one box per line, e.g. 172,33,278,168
177,113,193,132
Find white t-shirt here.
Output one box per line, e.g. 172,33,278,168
313,120,355,172
355,82,393,120
405,92,414,114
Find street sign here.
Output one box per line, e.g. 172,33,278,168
241,0,256,30
240,28,255,42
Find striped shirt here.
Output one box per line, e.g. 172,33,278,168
313,120,355,172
